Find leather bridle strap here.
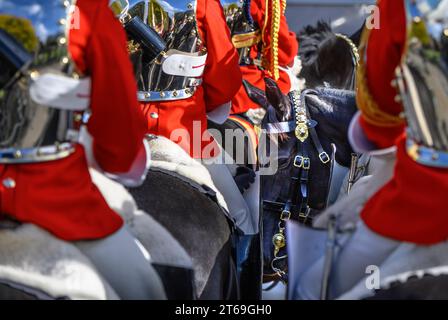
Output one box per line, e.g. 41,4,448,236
303,92,331,164
297,144,310,218
284,130,312,220
309,121,331,164
263,90,332,219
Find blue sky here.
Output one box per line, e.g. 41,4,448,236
0,0,67,42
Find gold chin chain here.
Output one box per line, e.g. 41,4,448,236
281,0,287,14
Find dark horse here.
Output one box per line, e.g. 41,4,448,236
297,21,362,90
244,78,357,281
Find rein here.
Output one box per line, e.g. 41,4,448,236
262,89,333,281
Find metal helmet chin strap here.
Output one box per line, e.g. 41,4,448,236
262,89,333,281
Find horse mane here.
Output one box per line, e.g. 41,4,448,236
308,87,356,117
297,21,334,67
298,20,363,65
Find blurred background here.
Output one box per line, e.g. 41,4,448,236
284,0,448,37
285,0,375,36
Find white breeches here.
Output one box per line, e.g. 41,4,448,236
201,148,259,235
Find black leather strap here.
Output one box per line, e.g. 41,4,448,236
304,95,331,164
263,90,332,221
298,144,310,218
309,126,330,164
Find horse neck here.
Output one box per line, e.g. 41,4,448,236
308,94,356,166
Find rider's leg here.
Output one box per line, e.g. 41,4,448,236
201,149,256,235
203,148,261,299
74,226,167,300
293,221,400,300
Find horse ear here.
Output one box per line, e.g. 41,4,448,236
264,77,290,119
242,79,269,110
349,21,365,47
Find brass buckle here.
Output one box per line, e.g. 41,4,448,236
294,155,304,168
303,157,311,170
294,156,311,169
319,152,330,164
299,207,311,220
280,210,291,221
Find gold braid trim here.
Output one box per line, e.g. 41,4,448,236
356,27,405,128
269,0,281,80
261,0,269,50
281,0,287,14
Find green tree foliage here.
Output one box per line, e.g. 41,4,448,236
410,18,432,47
0,14,39,52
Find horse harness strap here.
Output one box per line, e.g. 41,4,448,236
265,89,331,218
309,123,331,164
266,90,333,280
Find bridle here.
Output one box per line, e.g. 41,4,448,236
262,89,334,281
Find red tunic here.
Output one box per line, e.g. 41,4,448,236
358,0,406,149
0,0,147,241
231,0,298,114
358,0,448,244
140,0,242,159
